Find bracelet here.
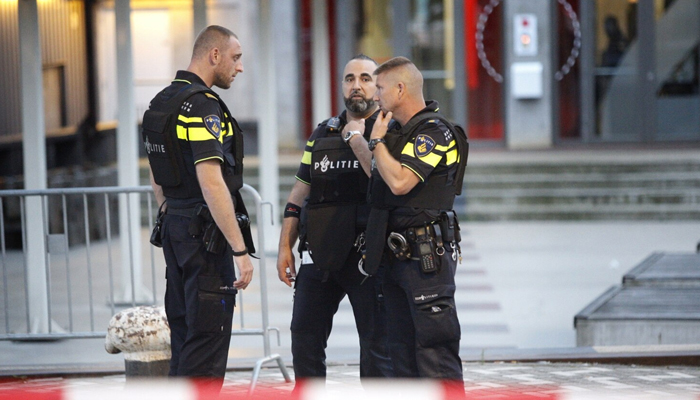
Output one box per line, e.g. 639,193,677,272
232,247,248,257
283,202,302,218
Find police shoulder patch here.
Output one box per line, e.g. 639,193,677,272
204,114,222,138
414,134,436,157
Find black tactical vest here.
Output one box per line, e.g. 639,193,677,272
369,112,469,211
141,83,244,200
303,115,372,271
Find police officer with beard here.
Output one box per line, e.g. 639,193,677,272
277,55,393,385
363,57,468,385
143,26,254,390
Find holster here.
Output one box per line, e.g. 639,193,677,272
187,203,251,255
149,202,166,248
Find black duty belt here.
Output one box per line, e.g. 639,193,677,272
166,207,197,217
386,213,462,267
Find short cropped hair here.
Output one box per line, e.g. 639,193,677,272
350,54,378,66
192,25,238,60
373,56,413,76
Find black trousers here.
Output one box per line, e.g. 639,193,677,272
382,246,463,379
290,250,393,380
162,214,237,385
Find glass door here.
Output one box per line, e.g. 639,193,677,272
653,0,700,141
586,0,700,142
593,0,642,141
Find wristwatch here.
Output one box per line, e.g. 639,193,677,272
368,138,386,151
343,130,362,144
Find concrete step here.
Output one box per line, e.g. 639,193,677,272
238,155,700,221
575,252,700,347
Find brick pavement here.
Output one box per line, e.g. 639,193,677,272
2,362,700,399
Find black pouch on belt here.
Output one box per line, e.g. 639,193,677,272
439,210,460,243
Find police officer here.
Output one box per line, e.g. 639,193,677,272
363,57,468,381
277,55,393,385
144,26,254,389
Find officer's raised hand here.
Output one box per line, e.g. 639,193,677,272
370,110,393,141
343,118,366,140
343,118,373,177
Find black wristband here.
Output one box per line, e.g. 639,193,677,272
284,202,302,218
232,247,248,257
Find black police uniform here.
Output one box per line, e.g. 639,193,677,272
366,101,467,379
291,110,393,379
142,70,247,381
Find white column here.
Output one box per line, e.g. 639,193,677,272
257,0,279,253
311,0,331,124
504,0,554,149
115,0,146,303
18,0,49,334
193,0,206,37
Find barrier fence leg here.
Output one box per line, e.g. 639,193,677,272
248,354,292,396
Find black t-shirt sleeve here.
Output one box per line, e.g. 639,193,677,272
177,93,225,164
294,128,323,185
399,119,457,182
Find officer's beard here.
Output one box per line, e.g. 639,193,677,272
213,70,232,90
344,94,376,114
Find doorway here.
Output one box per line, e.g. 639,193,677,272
582,0,700,142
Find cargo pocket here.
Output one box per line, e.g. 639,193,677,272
412,284,461,347
195,275,237,334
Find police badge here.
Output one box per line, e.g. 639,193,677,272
414,134,436,157
204,115,222,139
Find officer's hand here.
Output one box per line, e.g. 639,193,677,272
343,119,366,135
277,248,296,287
371,111,393,140
233,255,254,290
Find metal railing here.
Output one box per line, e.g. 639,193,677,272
0,184,289,389
0,186,158,339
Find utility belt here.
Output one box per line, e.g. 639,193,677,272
386,211,462,274
150,204,250,255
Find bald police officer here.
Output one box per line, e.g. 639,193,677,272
143,25,254,390
364,56,468,382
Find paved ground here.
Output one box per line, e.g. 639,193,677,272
1,148,699,397
3,362,700,398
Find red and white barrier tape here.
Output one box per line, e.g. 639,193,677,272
1,379,698,400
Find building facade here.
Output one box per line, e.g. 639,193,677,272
1,0,698,182
298,0,700,148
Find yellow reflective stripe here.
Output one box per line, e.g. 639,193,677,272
172,79,191,84
301,150,312,165
295,176,311,185
306,140,315,147
418,152,442,167
188,127,217,142
222,121,233,137
401,163,424,182
401,143,414,157
205,93,218,99
176,125,187,140
178,115,203,124
445,148,458,165
435,140,456,152
194,156,223,164
401,142,442,167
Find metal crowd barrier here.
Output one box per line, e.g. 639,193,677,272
0,184,289,390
